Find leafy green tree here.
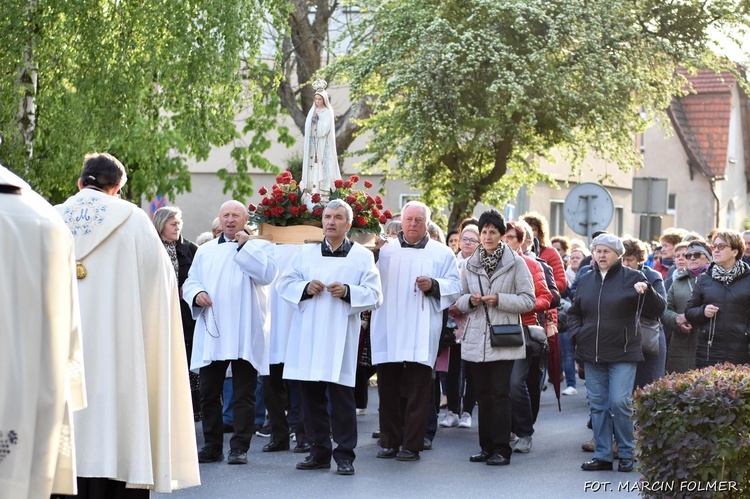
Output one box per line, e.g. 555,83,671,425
337,0,749,228
1,0,288,203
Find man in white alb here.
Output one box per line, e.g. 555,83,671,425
183,200,277,466
370,201,461,462
277,199,382,476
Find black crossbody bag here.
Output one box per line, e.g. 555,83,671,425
477,275,524,348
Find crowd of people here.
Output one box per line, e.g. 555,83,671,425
4,151,750,497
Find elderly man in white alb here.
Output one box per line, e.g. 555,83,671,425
183,200,277,466
0,164,86,498
371,201,461,462
277,199,382,476
55,153,199,498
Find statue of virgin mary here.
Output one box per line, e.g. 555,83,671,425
300,79,341,199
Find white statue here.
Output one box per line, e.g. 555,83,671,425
300,79,341,199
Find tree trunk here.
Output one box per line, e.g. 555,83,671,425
17,0,38,169
448,199,472,230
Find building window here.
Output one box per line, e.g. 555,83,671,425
399,193,421,209
668,193,676,213
550,200,564,236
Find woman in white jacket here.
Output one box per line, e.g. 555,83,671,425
456,210,535,466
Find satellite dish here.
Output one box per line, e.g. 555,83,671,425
563,183,614,241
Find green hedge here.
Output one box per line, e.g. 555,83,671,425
632,363,750,498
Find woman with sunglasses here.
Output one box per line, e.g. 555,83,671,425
685,230,750,368
663,241,711,373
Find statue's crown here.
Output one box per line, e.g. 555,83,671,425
311,79,328,92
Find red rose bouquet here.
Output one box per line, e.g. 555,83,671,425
327,175,393,235
248,171,318,226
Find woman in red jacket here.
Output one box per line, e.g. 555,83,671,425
521,212,567,295
504,221,552,454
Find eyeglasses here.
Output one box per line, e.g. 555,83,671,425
712,243,730,252
685,252,705,260
461,237,479,244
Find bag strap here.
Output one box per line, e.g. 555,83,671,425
477,274,493,330
476,274,519,327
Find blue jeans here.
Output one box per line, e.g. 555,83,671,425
584,362,636,461
558,331,577,389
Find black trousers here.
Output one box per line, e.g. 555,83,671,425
354,364,376,409
469,360,514,459
445,343,476,415
377,362,432,452
299,381,357,463
264,363,308,444
200,359,257,452
52,477,149,499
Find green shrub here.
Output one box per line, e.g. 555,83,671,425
632,363,750,498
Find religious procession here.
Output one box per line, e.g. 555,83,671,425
3,1,750,498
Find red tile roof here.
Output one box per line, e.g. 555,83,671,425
669,69,737,177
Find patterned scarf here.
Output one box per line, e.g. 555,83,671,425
163,240,179,279
479,243,504,276
710,260,744,284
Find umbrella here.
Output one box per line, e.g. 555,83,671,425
543,310,562,411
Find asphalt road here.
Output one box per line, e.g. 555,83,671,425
156,380,642,499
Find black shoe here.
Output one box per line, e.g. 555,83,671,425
255,424,271,438
263,440,290,452
337,460,355,475
377,448,398,459
296,456,331,470
618,458,635,472
222,423,234,433
581,458,613,471
423,438,433,451
469,451,491,463
486,454,510,466
372,431,380,439
395,450,420,461
227,449,247,465
293,442,311,454
198,447,224,463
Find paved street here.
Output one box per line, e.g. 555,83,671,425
156,381,642,499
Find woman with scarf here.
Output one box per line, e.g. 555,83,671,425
664,240,712,373
455,210,535,466
685,230,750,367
153,206,201,421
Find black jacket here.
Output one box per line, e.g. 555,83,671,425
175,236,199,346
568,260,665,365
684,262,750,368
